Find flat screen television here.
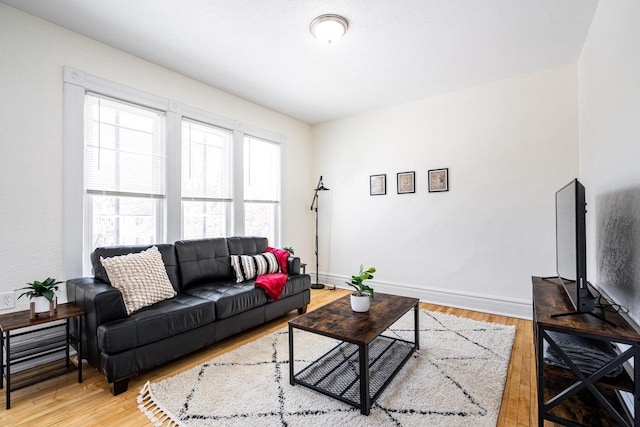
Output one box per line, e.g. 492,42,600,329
555,178,595,313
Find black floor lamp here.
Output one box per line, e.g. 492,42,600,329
310,176,330,289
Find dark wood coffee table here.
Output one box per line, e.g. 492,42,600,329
288,293,419,415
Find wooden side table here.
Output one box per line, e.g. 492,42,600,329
0,303,84,409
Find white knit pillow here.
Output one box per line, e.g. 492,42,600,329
100,246,177,315
230,252,280,283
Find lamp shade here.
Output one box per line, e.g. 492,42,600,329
310,14,348,44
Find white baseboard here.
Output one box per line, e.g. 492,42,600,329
317,273,532,320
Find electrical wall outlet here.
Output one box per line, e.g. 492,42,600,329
0,291,15,310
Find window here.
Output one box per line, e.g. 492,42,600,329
244,136,280,244
85,94,165,250
63,68,284,277
181,119,233,239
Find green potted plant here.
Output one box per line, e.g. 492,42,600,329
346,265,376,312
17,277,61,313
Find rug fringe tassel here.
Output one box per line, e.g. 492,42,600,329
137,381,182,427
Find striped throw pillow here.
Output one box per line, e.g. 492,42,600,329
230,252,280,283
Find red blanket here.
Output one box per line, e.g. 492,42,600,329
257,248,291,300
254,273,288,301
266,247,290,273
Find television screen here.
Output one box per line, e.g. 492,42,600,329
555,179,593,312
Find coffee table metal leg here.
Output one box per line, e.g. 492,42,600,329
359,343,370,415
289,324,294,386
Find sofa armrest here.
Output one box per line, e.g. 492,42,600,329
66,277,128,367
287,256,301,275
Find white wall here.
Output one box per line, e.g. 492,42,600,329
312,64,579,318
579,1,640,321
0,5,313,311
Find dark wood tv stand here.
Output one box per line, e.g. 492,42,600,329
533,276,640,426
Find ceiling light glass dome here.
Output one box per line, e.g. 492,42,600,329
310,14,348,44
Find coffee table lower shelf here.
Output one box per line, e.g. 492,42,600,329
291,335,416,414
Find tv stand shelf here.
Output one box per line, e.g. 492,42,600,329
533,276,640,426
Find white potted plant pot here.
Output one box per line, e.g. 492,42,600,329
351,293,371,312
33,296,50,313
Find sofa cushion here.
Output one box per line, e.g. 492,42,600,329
227,236,268,255
91,244,180,292
175,238,234,288
230,252,280,283
100,246,177,315
183,282,269,319
97,294,216,354
280,274,312,299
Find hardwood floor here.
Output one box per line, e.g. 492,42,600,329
0,288,537,426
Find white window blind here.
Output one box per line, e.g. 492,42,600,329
244,136,280,202
86,94,166,198
181,119,233,239
182,119,232,200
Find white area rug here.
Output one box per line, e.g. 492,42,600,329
138,309,516,426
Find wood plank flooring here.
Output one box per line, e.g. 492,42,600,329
0,288,538,426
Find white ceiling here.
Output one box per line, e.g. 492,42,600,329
2,0,599,125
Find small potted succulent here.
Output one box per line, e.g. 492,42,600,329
346,265,376,312
17,277,61,314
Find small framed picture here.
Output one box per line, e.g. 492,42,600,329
428,168,449,192
397,171,415,194
370,174,386,196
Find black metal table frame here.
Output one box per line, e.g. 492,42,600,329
289,304,419,415
536,325,640,427
1,316,83,409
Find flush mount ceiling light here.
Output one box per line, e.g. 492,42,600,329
310,14,348,44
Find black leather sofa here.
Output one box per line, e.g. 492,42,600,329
66,237,311,395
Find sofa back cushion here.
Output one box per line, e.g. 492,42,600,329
91,244,180,292
175,238,234,288
226,236,268,256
